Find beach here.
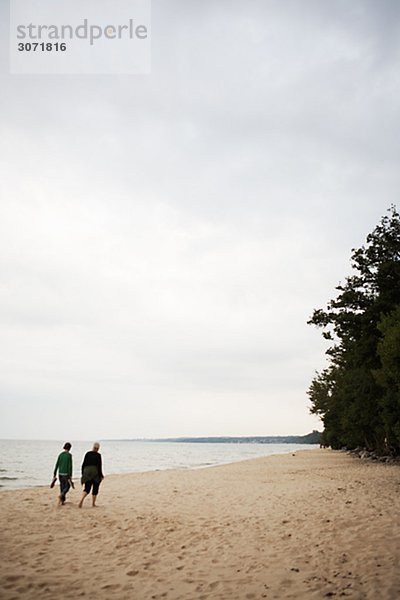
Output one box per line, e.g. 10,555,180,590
1,449,399,600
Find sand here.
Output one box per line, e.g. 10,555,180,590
0,449,399,599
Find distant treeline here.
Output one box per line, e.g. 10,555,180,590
308,206,400,455
148,431,322,444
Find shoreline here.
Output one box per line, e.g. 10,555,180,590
0,445,320,494
1,449,399,599
0,443,319,492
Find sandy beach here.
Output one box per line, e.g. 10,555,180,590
1,449,399,599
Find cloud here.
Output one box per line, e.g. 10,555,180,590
0,0,399,438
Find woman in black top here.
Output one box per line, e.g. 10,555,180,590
78,442,104,508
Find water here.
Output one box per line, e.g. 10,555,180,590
0,439,317,490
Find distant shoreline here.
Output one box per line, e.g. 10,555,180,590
106,431,322,444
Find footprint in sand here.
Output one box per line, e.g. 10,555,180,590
208,581,220,590
5,575,22,582
101,584,121,590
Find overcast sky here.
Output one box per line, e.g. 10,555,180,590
1,0,400,440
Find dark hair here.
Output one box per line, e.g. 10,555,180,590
63,442,72,451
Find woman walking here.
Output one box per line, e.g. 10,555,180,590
53,442,73,506
78,442,104,508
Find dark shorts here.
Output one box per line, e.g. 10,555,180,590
84,479,100,495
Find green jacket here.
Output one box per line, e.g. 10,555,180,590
54,451,72,477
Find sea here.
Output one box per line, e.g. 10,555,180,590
0,439,318,490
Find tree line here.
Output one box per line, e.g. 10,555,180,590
308,206,400,454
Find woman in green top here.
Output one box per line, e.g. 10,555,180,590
53,442,73,506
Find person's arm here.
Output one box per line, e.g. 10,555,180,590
81,452,88,476
98,454,104,479
53,454,60,477
68,454,75,487
68,454,73,478
81,454,86,475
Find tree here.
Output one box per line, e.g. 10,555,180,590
375,305,400,451
308,206,400,453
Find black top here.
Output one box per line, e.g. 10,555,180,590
81,451,103,479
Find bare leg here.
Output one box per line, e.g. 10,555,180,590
92,494,97,507
78,491,88,508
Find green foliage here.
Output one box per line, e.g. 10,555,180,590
374,306,400,450
308,206,400,454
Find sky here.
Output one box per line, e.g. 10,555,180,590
1,0,400,440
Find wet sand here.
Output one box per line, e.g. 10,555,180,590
1,449,399,599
